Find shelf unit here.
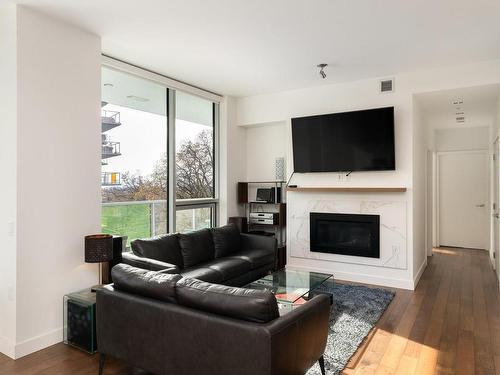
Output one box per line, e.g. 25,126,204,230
286,187,407,193
238,181,286,269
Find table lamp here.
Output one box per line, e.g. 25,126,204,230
85,234,113,292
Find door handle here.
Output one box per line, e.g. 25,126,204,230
476,204,485,207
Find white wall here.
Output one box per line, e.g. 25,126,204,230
0,2,18,358
412,96,427,283
236,59,500,289
435,126,490,151
245,122,287,181
0,5,102,359
495,98,500,278
219,96,246,223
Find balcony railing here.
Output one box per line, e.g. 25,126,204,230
101,172,121,186
101,109,121,132
101,199,214,246
101,141,121,159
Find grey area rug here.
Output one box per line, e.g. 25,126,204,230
306,281,395,375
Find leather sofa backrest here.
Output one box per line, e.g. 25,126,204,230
178,228,215,268
176,277,280,323
131,233,184,268
211,223,241,258
112,264,182,303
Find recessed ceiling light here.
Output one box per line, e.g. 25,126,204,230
127,95,149,102
104,83,114,87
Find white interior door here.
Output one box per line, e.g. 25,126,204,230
438,151,489,249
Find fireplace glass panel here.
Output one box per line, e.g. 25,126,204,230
310,213,380,258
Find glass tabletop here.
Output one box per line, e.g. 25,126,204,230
245,269,333,305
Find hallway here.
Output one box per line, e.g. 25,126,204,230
343,247,500,375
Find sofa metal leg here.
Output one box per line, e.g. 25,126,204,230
99,353,106,375
318,355,326,375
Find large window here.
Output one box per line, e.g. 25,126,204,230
100,63,219,247
175,92,216,233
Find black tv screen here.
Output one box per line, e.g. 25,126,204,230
291,107,395,173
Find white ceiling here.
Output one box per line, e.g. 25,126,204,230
15,0,500,97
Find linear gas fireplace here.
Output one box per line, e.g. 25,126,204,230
310,213,380,258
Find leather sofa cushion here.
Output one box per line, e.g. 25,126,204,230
180,267,224,284
211,224,241,258
111,264,181,303
176,278,280,323
178,229,215,268
131,234,184,269
200,258,251,281
229,249,275,270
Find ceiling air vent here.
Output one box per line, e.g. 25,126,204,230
380,78,394,93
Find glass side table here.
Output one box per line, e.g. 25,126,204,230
245,269,334,315
63,288,97,354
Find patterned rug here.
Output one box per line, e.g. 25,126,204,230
306,281,395,375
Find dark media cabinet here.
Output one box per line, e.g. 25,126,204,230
237,181,286,269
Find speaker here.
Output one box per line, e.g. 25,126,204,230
273,186,282,204
228,216,248,233
237,182,248,204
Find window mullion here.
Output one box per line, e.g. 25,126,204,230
167,89,177,233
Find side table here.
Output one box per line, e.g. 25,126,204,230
63,288,97,354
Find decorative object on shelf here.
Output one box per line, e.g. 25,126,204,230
85,234,113,291
275,157,285,181
63,289,97,354
256,187,281,203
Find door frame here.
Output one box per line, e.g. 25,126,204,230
436,149,490,249
493,135,500,282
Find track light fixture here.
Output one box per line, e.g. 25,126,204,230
317,64,328,79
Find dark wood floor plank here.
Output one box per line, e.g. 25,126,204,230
1,247,499,375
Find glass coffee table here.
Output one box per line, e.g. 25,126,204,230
245,269,334,315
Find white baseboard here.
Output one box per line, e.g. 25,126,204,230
0,336,15,359
14,327,62,359
412,258,428,289
286,264,415,290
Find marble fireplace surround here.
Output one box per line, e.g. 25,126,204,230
288,192,407,270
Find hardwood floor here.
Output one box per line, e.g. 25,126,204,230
1,247,499,375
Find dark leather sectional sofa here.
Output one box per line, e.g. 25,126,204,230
96,264,330,375
121,224,277,286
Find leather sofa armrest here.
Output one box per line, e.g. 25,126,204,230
265,295,331,374
121,252,180,273
240,233,277,254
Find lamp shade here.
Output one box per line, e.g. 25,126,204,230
85,234,113,263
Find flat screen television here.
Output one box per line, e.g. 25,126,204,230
291,107,395,173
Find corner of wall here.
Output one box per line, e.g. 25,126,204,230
219,96,246,223
0,1,18,359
